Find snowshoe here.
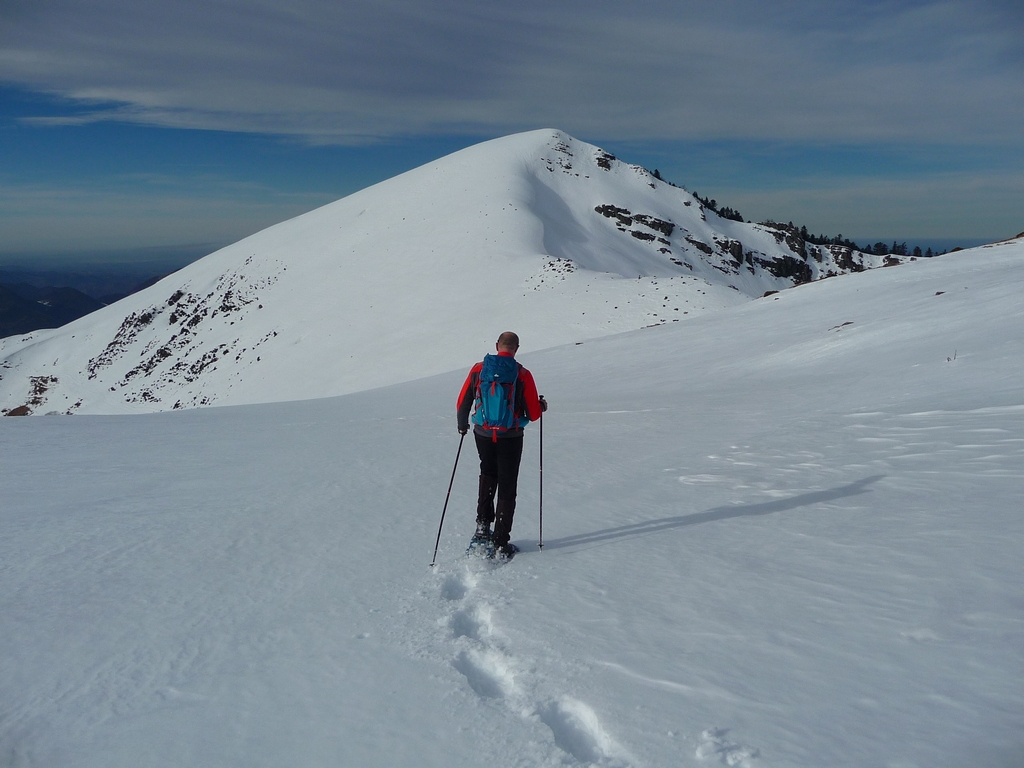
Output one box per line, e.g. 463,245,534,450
491,542,519,561
466,525,494,557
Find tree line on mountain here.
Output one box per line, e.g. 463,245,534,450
652,170,749,224
651,168,949,260
774,224,947,259
692,191,746,223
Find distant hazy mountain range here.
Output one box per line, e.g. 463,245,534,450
0,275,169,338
0,283,103,338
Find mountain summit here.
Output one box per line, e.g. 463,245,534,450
1,130,908,415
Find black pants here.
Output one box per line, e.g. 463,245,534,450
474,432,524,546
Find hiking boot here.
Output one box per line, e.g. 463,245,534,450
491,542,519,561
473,522,492,541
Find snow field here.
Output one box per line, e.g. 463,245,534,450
2,241,1023,766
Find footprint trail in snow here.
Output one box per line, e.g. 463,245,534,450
438,566,633,767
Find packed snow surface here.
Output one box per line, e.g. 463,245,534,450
0,130,905,415
3,238,1022,766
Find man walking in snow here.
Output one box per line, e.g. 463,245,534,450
457,331,546,559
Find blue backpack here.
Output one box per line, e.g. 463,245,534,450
472,354,523,441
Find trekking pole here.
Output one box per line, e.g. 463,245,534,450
430,433,465,567
538,399,544,551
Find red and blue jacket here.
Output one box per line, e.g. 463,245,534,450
457,351,542,438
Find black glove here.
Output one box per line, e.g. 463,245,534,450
458,426,469,435
539,395,548,413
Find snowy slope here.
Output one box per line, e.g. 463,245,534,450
0,130,908,416
2,238,1021,767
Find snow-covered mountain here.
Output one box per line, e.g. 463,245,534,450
4,238,1022,767
1,130,910,415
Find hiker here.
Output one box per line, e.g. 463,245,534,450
457,331,547,558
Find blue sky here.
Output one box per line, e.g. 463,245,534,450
1,0,1022,266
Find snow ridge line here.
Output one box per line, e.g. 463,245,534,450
439,566,632,767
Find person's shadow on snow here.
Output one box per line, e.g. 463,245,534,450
539,475,884,551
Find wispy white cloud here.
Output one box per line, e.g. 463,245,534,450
1,0,1021,144
2,1,1019,251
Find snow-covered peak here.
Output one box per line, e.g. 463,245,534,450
1,130,915,415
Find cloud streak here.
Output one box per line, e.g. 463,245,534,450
2,0,1021,144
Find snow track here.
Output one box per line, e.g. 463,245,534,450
437,563,632,767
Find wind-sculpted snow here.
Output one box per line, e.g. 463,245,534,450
2,130,912,415
2,242,1022,766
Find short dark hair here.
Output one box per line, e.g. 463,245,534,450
497,331,520,351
